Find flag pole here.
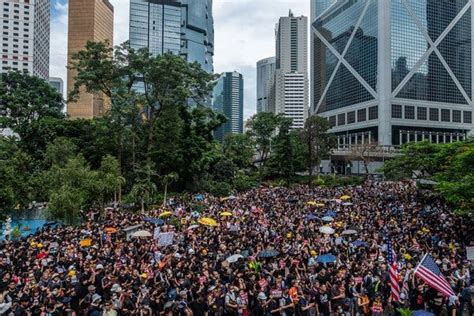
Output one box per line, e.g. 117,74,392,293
414,253,428,275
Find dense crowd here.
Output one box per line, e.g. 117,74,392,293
0,181,472,316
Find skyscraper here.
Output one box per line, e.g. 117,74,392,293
256,56,276,113
311,0,473,146
0,0,50,79
67,0,114,119
274,11,308,129
129,0,214,73
212,71,244,141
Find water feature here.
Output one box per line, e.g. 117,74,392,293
0,207,58,240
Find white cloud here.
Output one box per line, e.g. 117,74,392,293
49,0,310,118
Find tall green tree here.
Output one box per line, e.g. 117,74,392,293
0,72,64,138
223,134,255,169
246,112,282,179
302,116,336,185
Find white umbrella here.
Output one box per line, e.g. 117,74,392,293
342,202,353,206
131,230,152,238
319,226,335,234
341,229,358,235
226,254,243,263
187,225,199,230
321,216,334,222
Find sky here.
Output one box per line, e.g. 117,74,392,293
50,0,310,119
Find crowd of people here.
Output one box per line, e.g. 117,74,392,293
0,180,472,316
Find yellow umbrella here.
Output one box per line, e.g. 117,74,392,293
315,203,325,207
80,239,92,248
340,195,351,200
159,211,173,218
198,217,218,227
220,212,233,217
306,201,317,206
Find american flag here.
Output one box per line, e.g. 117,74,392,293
415,254,454,297
387,240,400,302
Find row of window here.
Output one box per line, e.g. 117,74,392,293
3,2,30,8
392,105,472,124
328,106,379,128
2,14,29,20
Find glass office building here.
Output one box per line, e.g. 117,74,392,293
129,0,214,73
311,0,473,146
212,72,244,141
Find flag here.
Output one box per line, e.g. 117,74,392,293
387,240,400,302
415,254,454,297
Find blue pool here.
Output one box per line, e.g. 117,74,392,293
1,219,58,239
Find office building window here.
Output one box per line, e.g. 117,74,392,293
392,104,402,118
329,116,336,127
441,109,450,122
404,106,415,119
347,111,355,124
337,113,345,126
357,108,366,122
429,108,439,121
368,106,378,120
464,111,472,124
417,107,427,120
452,110,461,123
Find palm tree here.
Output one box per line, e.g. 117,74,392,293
162,172,178,207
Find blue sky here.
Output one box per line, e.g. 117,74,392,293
50,0,310,119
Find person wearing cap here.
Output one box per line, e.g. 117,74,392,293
89,293,102,316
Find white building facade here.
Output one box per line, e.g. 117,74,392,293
311,0,473,146
0,0,50,79
275,12,308,130
256,56,276,113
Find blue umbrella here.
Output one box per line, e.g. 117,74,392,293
257,250,280,258
195,194,204,201
351,240,368,248
324,210,337,218
143,217,164,226
412,311,435,316
317,254,337,264
306,214,319,221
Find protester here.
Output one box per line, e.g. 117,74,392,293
0,180,471,315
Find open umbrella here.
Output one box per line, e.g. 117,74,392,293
315,203,325,207
324,211,337,218
306,201,317,206
257,250,280,258
195,194,204,201
340,195,351,200
191,211,200,218
187,224,199,230
79,239,92,247
228,195,237,200
226,254,244,263
198,217,218,227
317,254,337,264
159,211,172,218
321,216,334,222
220,212,233,217
306,214,319,221
105,227,118,234
341,229,357,235
131,230,152,238
412,311,435,316
144,217,164,226
351,240,368,247
319,226,335,234
342,202,353,206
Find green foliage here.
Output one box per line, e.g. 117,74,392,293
0,72,64,138
10,225,21,240
233,171,258,192
223,134,255,169
301,116,336,186
383,139,474,215
246,112,282,179
204,180,232,197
